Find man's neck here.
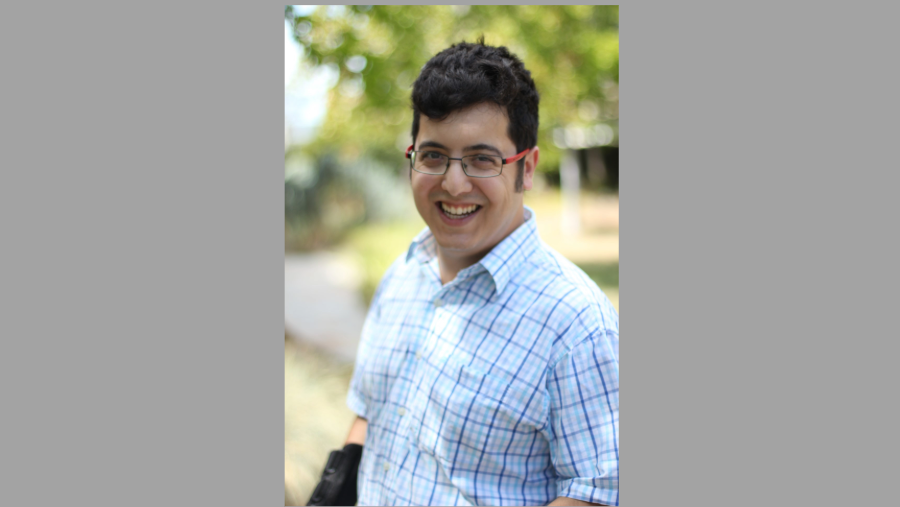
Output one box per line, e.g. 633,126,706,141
435,208,527,285
436,249,486,286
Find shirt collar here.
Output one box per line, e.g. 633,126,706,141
406,205,544,296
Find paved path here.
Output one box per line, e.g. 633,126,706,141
285,252,367,364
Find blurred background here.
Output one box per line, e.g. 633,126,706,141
283,5,618,505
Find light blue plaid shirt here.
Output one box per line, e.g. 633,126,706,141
347,206,619,506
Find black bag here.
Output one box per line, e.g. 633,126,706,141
306,444,363,506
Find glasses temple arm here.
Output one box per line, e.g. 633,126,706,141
502,147,532,164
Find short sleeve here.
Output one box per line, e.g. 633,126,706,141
346,317,373,419
547,331,619,505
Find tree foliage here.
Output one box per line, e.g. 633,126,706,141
285,5,618,175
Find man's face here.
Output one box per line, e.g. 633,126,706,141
411,102,538,261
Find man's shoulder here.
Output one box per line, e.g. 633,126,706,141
521,243,614,309
368,234,436,307
373,249,417,294
516,243,618,348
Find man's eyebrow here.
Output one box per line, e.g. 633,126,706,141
417,141,503,156
418,141,448,151
463,143,502,156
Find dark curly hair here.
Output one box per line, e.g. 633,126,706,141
410,37,540,192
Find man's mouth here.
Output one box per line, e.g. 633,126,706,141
438,202,481,219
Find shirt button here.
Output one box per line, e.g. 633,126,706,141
415,350,422,360
383,462,390,471
434,298,443,307
398,407,406,416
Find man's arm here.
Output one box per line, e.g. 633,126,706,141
345,415,367,445
547,497,603,506
545,331,619,506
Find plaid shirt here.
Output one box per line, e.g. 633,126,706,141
347,207,619,506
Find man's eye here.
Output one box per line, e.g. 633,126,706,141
423,152,443,160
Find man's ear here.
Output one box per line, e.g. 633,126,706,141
521,146,540,192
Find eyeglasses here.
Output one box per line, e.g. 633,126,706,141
405,145,530,178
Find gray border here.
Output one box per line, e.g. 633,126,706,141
1,4,284,506
623,2,897,506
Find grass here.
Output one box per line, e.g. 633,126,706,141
577,261,619,289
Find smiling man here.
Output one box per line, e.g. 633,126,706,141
409,101,534,285
308,39,619,507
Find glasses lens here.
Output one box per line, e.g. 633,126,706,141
463,154,502,177
414,151,448,174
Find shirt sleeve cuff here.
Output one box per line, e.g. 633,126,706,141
557,477,619,506
346,388,367,419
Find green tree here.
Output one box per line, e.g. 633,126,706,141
286,5,618,176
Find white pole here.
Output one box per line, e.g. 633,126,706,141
560,148,581,237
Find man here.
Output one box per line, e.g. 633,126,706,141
310,39,618,506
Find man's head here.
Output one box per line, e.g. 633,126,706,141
407,39,541,266
411,39,539,192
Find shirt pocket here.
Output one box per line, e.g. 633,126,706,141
408,356,547,481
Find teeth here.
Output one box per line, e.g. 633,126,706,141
441,203,478,216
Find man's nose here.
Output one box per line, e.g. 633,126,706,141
441,159,473,196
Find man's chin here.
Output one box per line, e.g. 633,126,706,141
432,232,477,253
432,236,474,253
